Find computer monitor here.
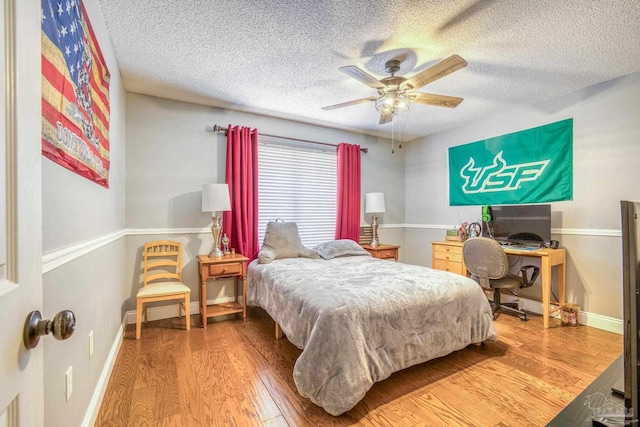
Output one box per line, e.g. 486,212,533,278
482,204,552,246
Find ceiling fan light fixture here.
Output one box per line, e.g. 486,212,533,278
375,91,411,115
396,95,410,111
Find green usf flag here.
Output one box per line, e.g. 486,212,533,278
448,119,573,206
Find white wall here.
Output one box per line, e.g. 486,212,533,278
125,93,406,228
404,71,640,321
41,0,127,425
123,93,407,311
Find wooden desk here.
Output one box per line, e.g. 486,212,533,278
197,254,248,328
503,245,566,329
431,241,566,328
361,244,400,261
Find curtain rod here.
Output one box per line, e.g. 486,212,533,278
208,124,368,154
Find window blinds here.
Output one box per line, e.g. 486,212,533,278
258,139,337,247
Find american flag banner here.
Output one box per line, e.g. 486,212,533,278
41,0,110,187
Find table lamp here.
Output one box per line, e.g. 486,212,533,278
365,192,386,247
202,183,231,257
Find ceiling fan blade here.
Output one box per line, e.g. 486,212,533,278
402,54,468,90
379,111,393,125
322,96,377,111
339,65,386,89
412,92,464,108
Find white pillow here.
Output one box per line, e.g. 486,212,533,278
314,239,371,260
258,221,319,264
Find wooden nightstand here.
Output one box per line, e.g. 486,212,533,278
361,244,400,261
197,253,249,328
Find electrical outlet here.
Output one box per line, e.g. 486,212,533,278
65,366,73,402
89,330,94,358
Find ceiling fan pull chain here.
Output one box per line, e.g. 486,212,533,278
398,113,403,150
391,119,395,154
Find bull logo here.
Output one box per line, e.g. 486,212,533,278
459,151,549,194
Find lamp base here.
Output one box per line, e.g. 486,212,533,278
209,247,225,258
210,216,225,258
370,215,380,247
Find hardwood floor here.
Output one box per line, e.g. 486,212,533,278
96,309,622,426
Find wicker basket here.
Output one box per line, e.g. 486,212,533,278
560,303,580,326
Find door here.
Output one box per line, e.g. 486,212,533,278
0,0,44,425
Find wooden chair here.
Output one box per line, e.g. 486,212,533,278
136,240,191,339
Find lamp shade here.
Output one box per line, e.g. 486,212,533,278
201,183,231,212
365,192,386,213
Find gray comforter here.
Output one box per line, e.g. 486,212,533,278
247,256,497,415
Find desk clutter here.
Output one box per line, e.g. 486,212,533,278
445,222,470,242
445,228,461,241
445,221,482,242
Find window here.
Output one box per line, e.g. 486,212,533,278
258,138,337,247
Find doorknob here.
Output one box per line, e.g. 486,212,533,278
23,310,76,349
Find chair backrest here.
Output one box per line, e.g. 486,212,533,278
463,237,509,280
143,240,183,286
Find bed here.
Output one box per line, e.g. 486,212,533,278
247,240,497,416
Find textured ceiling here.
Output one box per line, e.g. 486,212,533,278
98,0,640,140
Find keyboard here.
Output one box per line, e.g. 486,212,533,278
505,245,540,251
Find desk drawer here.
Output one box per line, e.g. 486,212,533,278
433,251,463,263
433,244,462,255
433,259,465,275
208,262,242,277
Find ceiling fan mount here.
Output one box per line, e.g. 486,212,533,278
322,54,468,125
384,59,402,75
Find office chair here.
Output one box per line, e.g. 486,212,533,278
463,237,540,321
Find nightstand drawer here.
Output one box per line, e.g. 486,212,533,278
377,250,397,259
208,262,242,276
433,251,463,263
361,244,400,261
433,259,465,275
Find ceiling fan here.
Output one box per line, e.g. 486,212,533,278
322,54,468,124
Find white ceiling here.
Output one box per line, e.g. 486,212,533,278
98,0,640,140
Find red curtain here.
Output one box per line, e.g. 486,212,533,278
335,143,361,241
223,125,259,261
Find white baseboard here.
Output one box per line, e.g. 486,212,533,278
484,291,622,334
124,296,238,324
577,311,623,334
129,293,622,334
81,321,125,427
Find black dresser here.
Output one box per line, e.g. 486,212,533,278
547,355,626,426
